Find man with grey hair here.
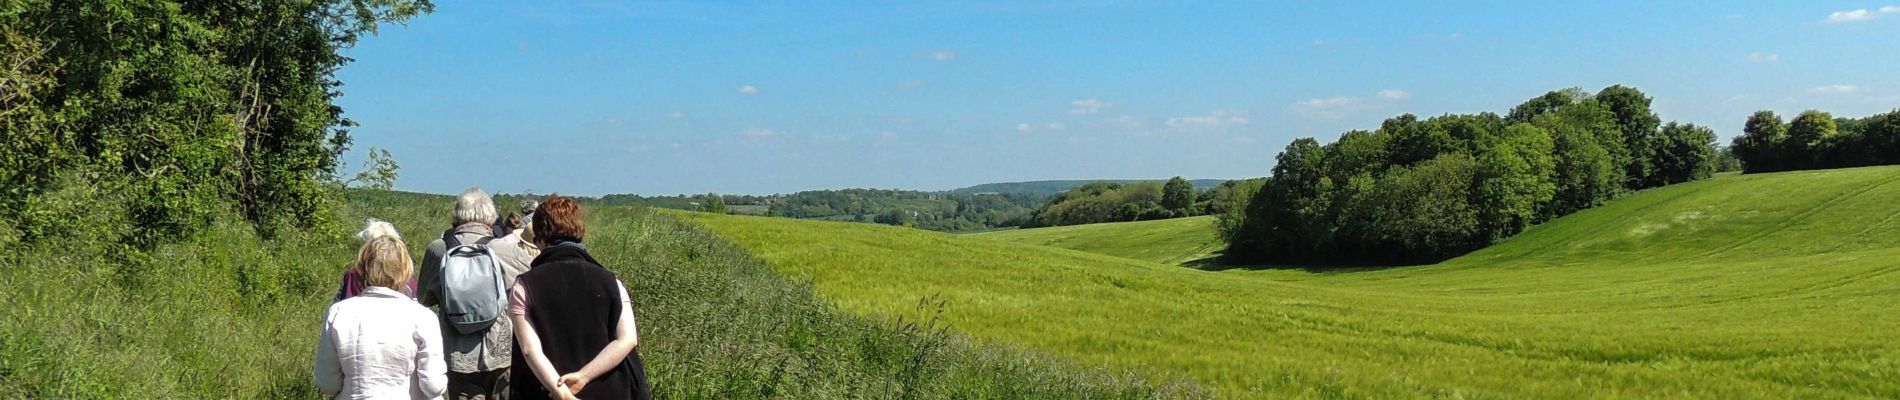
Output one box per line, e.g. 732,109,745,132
419,187,534,400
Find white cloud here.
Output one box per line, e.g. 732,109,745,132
1167,110,1250,129
1825,7,1898,23
1105,115,1143,129
739,128,781,138
737,85,759,95
928,50,958,61
897,79,924,89
668,111,685,119
1069,98,1110,114
1812,84,1863,94
1290,97,1363,119
627,145,651,154
1747,52,1780,63
1290,89,1411,119
1016,122,1067,133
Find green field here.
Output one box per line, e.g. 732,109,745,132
971,216,1222,265
680,165,1900,398
1,189,1195,398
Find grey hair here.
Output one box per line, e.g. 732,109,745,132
453,187,498,226
356,218,402,243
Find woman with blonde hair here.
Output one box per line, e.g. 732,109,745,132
315,236,448,399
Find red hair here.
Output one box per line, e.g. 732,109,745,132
533,195,585,244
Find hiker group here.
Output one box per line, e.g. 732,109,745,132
314,188,652,400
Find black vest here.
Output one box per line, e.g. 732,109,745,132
510,245,651,400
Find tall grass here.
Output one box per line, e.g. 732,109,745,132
0,187,1199,398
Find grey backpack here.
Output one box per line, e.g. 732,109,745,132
440,232,506,334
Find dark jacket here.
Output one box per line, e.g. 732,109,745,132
509,244,651,400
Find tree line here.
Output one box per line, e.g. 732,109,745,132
1730,109,1900,173
1,0,431,245
1022,177,1230,227
1223,86,1719,266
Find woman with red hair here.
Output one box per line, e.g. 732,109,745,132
506,196,651,400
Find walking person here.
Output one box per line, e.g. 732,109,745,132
315,236,447,399
419,188,535,399
334,218,416,302
509,196,652,400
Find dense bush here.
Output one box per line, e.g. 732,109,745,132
1027,177,1214,228
1225,86,1717,266
0,0,431,244
1730,109,1900,173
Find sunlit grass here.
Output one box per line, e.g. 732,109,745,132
970,216,1222,265
0,189,1198,398
680,165,1900,399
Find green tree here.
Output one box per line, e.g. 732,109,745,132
1160,176,1195,214
1473,123,1557,241
1786,110,1838,168
1213,178,1265,242
1713,145,1744,173
1,0,434,242
1653,123,1717,184
1506,88,1588,124
1731,111,1788,173
1595,85,1662,189
1537,100,1625,217
1369,154,1481,262
345,147,401,190
702,193,729,214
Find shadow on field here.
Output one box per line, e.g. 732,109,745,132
1182,254,1411,274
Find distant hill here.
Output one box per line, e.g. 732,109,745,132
951,179,1230,195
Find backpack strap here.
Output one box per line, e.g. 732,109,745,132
443,230,498,250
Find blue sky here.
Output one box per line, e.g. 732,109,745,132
336,1,1900,196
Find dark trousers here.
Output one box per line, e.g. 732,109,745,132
448,367,511,400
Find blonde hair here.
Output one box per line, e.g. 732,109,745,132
355,236,414,289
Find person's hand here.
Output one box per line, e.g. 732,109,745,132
559,372,591,394
550,383,579,400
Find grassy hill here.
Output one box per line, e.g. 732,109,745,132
679,165,1900,398
952,179,1229,195
0,189,1197,398
970,216,1222,265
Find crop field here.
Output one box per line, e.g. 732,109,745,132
680,165,1900,399
971,216,1222,265
0,189,1194,398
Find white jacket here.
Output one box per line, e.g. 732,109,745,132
315,286,448,399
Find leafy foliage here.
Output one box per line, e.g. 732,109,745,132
344,147,401,190
0,0,433,243
1027,181,1198,227
1730,109,1900,173
1225,86,1717,265
1160,176,1196,213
